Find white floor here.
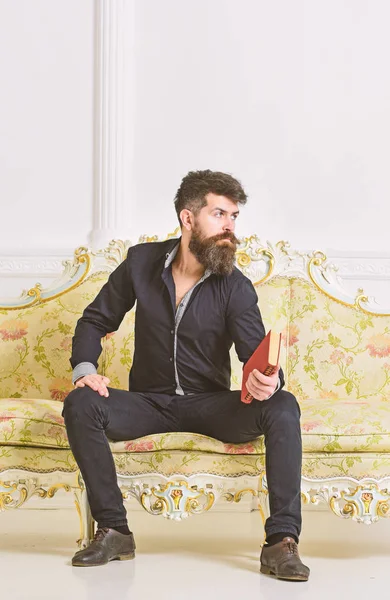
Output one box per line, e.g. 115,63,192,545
1,505,390,600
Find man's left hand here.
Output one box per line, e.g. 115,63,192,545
246,367,279,402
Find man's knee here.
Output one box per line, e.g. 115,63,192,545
62,386,102,421
270,389,301,421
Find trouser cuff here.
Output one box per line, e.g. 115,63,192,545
98,519,128,529
265,527,300,542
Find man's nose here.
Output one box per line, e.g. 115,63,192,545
223,219,234,231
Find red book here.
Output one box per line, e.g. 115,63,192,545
241,330,282,404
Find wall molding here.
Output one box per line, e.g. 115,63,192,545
0,252,74,278
1,249,390,281
1,248,389,305
326,254,390,280
90,0,136,250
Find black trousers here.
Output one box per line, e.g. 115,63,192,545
62,387,302,540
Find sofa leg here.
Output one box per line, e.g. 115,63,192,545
258,473,269,546
74,483,95,549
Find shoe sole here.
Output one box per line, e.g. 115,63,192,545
72,551,136,567
260,565,309,581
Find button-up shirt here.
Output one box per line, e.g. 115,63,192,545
71,237,284,395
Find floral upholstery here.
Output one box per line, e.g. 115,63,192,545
0,399,68,448
0,275,292,399
2,262,390,485
287,279,390,404
0,397,264,454
3,394,390,457
0,273,108,401
2,443,390,481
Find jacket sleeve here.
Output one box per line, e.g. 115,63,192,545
70,253,136,371
226,276,285,391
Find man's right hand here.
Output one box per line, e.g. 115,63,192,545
75,374,111,397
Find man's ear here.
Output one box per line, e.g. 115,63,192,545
180,209,193,232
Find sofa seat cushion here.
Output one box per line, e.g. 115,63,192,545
2,445,390,481
112,396,390,454
3,395,390,455
110,432,265,454
0,444,266,478
301,452,390,480
113,451,390,479
0,446,78,473
0,398,265,454
300,397,390,452
0,398,68,448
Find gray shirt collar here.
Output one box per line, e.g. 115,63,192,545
164,240,212,281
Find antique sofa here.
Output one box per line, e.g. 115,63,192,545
1,233,390,548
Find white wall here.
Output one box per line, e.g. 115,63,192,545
1,0,390,305
0,0,94,253
132,0,390,251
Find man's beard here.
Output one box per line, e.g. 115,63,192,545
189,227,239,276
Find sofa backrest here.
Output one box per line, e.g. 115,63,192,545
0,272,292,401
0,272,107,401
288,278,390,402
1,238,389,404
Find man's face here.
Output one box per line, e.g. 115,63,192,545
188,194,240,276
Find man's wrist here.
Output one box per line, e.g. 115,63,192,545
265,377,281,400
72,362,97,385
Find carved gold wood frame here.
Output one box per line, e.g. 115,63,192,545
0,479,71,510
0,248,91,311
308,251,390,317
1,231,389,317
118,473,268,525
301,478,390,525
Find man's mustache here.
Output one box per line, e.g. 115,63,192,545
210,232,240,245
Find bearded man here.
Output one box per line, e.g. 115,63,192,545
63,170,309,581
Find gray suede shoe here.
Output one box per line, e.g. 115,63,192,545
72,527,136,567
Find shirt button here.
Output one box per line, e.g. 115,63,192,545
170,330,174,334
169,357,173,362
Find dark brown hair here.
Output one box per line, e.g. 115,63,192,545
174,170,247,225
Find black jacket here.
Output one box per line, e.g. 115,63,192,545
71,238,284,395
